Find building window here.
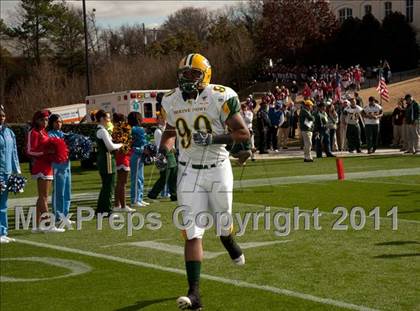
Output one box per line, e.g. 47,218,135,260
339,8,353,23
385,2,392,17
364,5,372,15
406,0,414,23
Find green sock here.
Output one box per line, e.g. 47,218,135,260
186,261,201,295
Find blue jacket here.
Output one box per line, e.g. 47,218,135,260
268,106,283,127
48,130,70,170
131,126,147,154
0,126,21,176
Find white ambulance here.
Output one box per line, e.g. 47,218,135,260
85,90,169,124
46,103,87,123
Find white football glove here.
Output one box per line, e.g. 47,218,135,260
192,131,213,146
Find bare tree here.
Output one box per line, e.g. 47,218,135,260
162,7,210,42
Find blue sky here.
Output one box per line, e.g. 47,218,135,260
1,0,244,29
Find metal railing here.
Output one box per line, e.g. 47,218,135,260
362,68,420,88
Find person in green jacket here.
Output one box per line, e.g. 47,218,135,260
404,94,420,154
299,100,315,162
95,110,122,215
148,115,177,201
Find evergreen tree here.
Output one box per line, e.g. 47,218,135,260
48,2,85,73
382,12,419,71
9,0,56,64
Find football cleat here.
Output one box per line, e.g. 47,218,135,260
232,254,246,266
176,294,203,310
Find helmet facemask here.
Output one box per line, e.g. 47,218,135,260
177,67,204,94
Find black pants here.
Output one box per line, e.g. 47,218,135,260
347,124,361,151
258,127,267,153
267,126,278,150
148,166,177,199
365,124,379,151
329,128,336,152
97,172,115,214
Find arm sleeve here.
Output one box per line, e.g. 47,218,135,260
154,129,162,148
97,128,122,151
11,131,21,174
161,98,175,127
26,130,44,157
221,96,240,123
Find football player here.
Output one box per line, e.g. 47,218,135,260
157,53,250,310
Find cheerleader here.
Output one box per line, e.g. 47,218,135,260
112,113,134,212
27,110,64,232
0,106,21,243
95,110,122,214
47,114,73,225
127,112,149,207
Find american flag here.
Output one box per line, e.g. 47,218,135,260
376,76,389,102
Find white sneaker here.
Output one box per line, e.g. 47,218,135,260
31,228,40,233
232,254,245,266
56,219,75,228
0,236,9,244
113,206,135,212
133,201,148,207
141,200,150,206
5,236,15,242
39,226,65,233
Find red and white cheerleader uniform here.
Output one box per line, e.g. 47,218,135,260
115,150,131,171
26,128,53,180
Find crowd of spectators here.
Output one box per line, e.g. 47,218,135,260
259,64,366,92
243,81,419,162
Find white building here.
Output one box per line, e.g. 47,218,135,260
329,0,420,41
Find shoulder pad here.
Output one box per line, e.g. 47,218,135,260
164,89,176,97
212,85,227,93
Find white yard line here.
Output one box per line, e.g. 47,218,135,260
237,203,420,225
13,238,380,311
233,167,420,188
8,168,420,208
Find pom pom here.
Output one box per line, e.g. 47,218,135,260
112,122,132,154
65,133,93,160
7,175,27,194
143,144,157,165
44,137,69,164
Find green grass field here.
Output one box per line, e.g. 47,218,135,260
1,155,420,311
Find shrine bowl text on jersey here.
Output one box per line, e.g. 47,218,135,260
161,84,240,165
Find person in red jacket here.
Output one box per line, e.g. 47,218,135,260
27,110,64,232
302,83,311,99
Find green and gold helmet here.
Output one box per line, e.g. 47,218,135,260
177,53,212,93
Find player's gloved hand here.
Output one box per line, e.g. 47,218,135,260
155,153,167,171
230,142,252,166
192,131,213,146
